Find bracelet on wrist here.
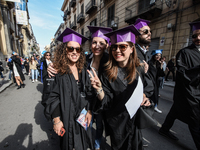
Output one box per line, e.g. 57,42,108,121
53,120,61,125
96,88,103,96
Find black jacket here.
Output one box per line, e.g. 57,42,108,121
172,44,200,125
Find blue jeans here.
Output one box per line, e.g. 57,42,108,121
31,69,38,80
159,77,165,89
94,113,103,149
0,72,3,78
9,70,12,80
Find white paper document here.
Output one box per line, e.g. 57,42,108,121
125,76,143,119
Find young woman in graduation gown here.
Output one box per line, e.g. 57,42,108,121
86,26,112,150
88,25,151,150
43,28,95,150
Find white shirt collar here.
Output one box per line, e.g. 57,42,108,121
137,44,147,53
196,45,200,51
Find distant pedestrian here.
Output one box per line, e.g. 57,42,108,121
148,49,165,113
0,61,4,83
159,56,167,89
41,52,52,83
11,52,25,89
165,56,176,81
24,57,30,75
36,55,41,78
7,55,13,80
29,56,38,83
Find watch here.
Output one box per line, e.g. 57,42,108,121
165,0,172,8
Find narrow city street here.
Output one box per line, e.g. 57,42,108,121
0,75,197,150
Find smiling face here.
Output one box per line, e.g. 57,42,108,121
192,29,200,46
111,42,133,67
91,37,108,56
66,41,81,65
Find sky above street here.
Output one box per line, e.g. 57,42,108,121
28,0,64,53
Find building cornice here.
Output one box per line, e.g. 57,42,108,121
61,0,69,11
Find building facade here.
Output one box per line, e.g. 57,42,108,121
0,0,39,62
58,0,200,61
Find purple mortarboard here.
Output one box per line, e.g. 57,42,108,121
57,28,88,45
151,49,163,56
104,25,141,45
189,21,200,32
134,18,151,30
87,26,112,44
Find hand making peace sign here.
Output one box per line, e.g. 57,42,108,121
87,68,102,91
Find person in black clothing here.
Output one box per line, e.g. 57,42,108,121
89,25,152,150
159,21,200,150
42,28,95,150
7,54,14,80
165,56,176,81
87,26,112,150
24,57,30,75
148,49,165,114
11,52,25,89
134,18,151,63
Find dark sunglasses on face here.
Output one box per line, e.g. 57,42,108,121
111,44,129,52
67,46,82,53
192,33,200,39
46,55,50,56
139,29,152,34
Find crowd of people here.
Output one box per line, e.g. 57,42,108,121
40,19,200,150
0,18,199,150
0,52,53,89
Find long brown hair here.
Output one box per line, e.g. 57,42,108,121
105,42,140,84
53,42,86,75
30,56,36,65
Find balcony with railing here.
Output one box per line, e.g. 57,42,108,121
85,0,97,14
125,0,162,24
70,21,77,30
65,8,71,15
70,0,76,8
63,14,67,21
77,13,85,23
100,16,119,30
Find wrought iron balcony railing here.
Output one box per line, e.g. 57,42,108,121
70,0,76,8
70,21,77,30
65,8,71,15
85,0,97,14
77,13,85,23
100,16,119,30
125,0,162,24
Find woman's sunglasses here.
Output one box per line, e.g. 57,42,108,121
111,44,128,52
139,29,152,35
67,46,82,53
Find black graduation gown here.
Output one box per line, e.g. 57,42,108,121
11,55,25,81
135,44,154,98
94,67,149,150
172,44,200,125
86,52,109,78
43,67,95,150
